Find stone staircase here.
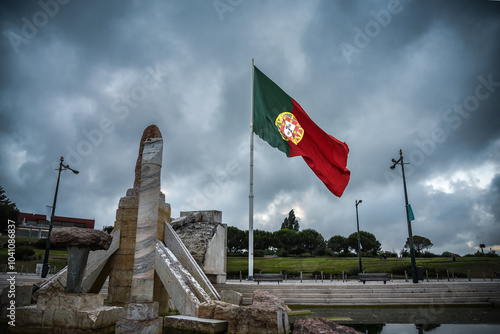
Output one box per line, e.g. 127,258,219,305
215,281,500,306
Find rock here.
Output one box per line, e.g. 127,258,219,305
198,300,239,320
227,290,290,334
50,227,112,251
252,289,287,310
171,219,220,267
293,318,362,334
213,300,239,320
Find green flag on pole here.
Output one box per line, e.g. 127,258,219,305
407,204,415,221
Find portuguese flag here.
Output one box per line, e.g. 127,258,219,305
253,66,350,197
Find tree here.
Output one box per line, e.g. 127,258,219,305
298,228,325,256
0,186,20,233
273,228,299,255
327,235,350,255
102,226,114,234
254,229,274,251
227,226,247,253
347,231,382,256
281,209,300,232
404,235,433,256
479,243,486,253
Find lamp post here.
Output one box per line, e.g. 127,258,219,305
355,199,363,274
41,156,79,278
390,149,418,283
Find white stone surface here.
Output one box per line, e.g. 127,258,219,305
204,224,227,279
155,241,211,316
163,222,220,300
131,137,162,301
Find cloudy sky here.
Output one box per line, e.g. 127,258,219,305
1,0,499,256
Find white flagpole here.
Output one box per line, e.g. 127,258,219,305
248,59,255,280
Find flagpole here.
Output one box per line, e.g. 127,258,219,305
248,59,255,280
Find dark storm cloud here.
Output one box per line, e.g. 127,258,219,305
0,0,499,255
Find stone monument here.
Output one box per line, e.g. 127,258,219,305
115,132,164,333
107,125,171,310
8,124,244,333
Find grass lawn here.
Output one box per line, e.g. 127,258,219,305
227,256,500,278
1,235,498,279
0,247,68,274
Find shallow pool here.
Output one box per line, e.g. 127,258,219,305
288,306,500,334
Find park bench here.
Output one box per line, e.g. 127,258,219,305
358,273,389,284
253,273,284,284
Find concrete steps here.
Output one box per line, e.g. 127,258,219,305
215,281,500,306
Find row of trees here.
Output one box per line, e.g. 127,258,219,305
228,210,385,257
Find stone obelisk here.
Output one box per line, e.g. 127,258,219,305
116,133,164,334
130,136,163,301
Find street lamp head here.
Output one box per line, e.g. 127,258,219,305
390,164,396,170
62,163,79,175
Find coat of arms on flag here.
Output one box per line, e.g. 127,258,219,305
275,112,304,145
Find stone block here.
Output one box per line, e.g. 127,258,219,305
123,301,159,320
107,285,131,305
130,277,155,302
109,267,133,285
52,308,78,328
16,305,43,327
225,290,291,334
15,305,124,332
16,283,35,306
118,195,139,209
41,308,55,327
221,290,243,306
37,293,104,310
94,306,125,328
115,317,163,334
116,236,137,254
114,217,139,235
164,315,228,333
228,304,286,334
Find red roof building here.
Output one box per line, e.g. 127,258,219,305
17,212,95,238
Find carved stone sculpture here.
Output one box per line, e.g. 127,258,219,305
50,227,112,293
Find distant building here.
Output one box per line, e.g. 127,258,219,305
16,212,95,238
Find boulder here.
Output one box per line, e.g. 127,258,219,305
50,227,112,251
227,290,290,334
198,291,290,334
198,300,239,320
293,318,362,334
